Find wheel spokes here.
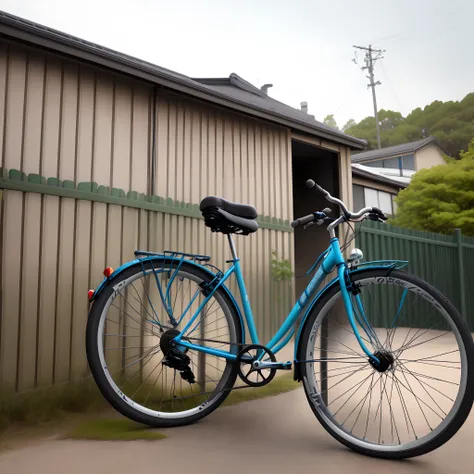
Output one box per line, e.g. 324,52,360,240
306,275,464,449
100,264,236,416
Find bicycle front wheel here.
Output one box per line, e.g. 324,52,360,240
86,259,242,428
299,268,474,459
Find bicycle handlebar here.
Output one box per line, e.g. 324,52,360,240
290,213,317,229
290,180,388,229
290,210,329,229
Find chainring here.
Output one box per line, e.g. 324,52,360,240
237,344,277,387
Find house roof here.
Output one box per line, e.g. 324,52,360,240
0,10,366,149
351,164,409,189
351,136,444,163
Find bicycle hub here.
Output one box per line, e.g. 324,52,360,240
369,351,394,373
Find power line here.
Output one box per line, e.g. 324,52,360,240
353,44,385,149
378,59,404,114
332,74,366,118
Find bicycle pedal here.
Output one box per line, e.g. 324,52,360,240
255,360,292,370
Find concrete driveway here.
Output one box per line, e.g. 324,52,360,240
0,386,472,474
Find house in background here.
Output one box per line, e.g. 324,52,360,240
351,136,448,178
352,164,407,217
350,137,449,216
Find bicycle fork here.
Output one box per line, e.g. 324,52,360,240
337,265,380,365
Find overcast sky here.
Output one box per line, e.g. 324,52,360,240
1,0,472,127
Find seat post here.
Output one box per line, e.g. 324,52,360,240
227,234,238,260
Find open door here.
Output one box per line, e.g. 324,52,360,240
291,139,340,299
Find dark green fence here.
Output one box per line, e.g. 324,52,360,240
354,221,474,331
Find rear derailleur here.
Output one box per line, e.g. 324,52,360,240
162,348,196,384
160,328,196,383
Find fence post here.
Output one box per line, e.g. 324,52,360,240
455,228,467,320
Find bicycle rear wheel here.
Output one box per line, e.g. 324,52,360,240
299,268,474,459
86,259,242,427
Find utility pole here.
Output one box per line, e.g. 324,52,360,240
353,45,385,149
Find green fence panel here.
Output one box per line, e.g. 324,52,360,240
354,221,474,331
462,235,474,330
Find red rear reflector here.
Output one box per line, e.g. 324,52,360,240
88,289,94,300
103,267,114,277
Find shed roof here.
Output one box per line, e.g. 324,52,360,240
194,74,355,142
0,10,366,149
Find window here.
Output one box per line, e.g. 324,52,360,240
364,155,415,173
402,154,415,170
392,195,398,214
364,188,394,214
354,185,397,215
364,187,379,208
365,158,399,169
353,184,365,211
365,160,384,168
382,157,400,169
378,191,393,215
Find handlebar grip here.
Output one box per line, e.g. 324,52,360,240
314,184,329,196
306,179,328,196
369,207,388,221
291,213,315,228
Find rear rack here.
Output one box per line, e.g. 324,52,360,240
134,250,211,263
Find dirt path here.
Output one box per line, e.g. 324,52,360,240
0,387,472,474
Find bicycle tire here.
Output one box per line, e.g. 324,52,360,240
298,268,474,459
86,259,242,428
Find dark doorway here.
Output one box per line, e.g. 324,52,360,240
291,140,340,300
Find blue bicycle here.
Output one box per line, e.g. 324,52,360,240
86,180,474,459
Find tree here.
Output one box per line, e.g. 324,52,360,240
342,119,356,132
342,93,474,158
384,123,421,146
390,138,474,236
323,114,338,130
344,116,378,149
378,109,404,131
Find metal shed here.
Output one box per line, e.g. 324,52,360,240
0,11,365,391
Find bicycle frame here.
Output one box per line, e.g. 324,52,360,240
173,234,378,363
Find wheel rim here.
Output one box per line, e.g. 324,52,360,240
95,265,238,419
303,274,469,453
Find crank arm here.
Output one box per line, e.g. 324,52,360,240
252,360,292,370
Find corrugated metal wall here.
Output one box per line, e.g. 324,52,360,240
0,43,151,190
356,220,474,330
0,43,294,391
153,91,294,344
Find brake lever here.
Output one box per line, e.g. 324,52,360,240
303,218,326,230
368,212,387,223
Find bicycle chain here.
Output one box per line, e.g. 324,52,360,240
165,337,276,402
183,336,247,347
168,336,272,398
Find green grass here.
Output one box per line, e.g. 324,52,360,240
64,418,167,441
0,371,301,443
0,378,106,433
64,373,300,442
